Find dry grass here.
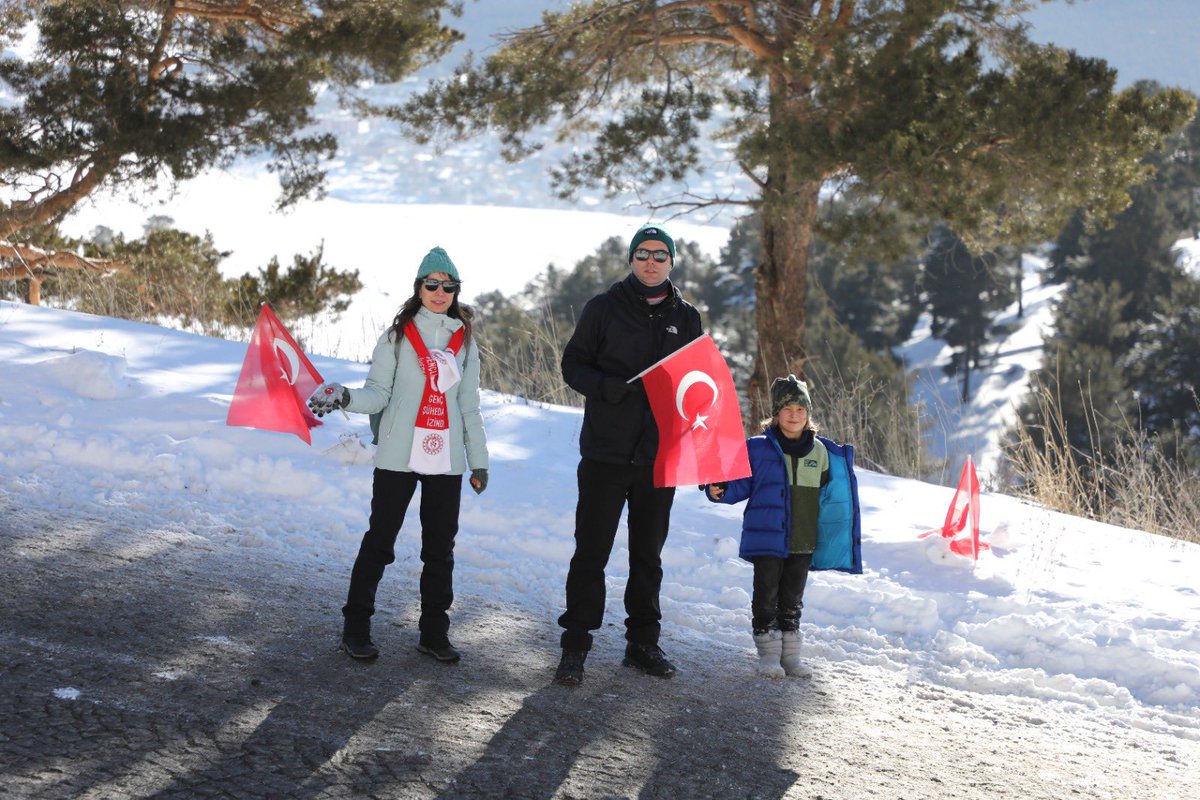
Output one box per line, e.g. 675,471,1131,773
808,365,934,481
476,301,580,408
1002,384,1200,544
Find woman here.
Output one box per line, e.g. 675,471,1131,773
308,246,488,664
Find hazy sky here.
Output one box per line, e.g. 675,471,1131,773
1024,0,1198,92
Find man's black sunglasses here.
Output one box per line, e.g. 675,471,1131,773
633,248,671,263
421,278,461,292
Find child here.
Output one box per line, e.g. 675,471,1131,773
704,375,862,678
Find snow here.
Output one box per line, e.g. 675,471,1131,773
57,169,731,363
3,297,1198,742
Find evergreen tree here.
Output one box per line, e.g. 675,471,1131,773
228,243,362,327
1017,280,1135,464
0,1,459,241
398,0,1193,418
1127,275,1200,438
1069,181,1182,325
922,228,1017,402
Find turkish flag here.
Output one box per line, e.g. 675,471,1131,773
635,335,752,488
226,303,324,444
918,455,989,559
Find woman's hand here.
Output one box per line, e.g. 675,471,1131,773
469,468,488,494
307,382,349,417
706,482,727,500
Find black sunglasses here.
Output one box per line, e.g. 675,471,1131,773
421,278,461,292
633,248,671,263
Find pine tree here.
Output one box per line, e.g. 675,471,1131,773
1127,276,1200,438
922,228,1017,402
0,1,459,243
397,1,1194,418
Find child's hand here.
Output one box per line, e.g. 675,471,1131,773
707,482,726,500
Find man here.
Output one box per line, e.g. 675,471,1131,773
554,223,703,685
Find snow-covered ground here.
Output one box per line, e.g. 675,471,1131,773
3,298,1197,743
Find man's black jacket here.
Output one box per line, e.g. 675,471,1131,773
561,275,703,466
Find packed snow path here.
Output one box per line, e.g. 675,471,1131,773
1,501,1195,800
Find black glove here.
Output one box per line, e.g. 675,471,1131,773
470,468,488,495
707,481,727,500
307,382,350,417
601,376,633,404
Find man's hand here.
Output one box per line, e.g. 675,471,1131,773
706,482,727,500
601,376,633,404
469,468,488,494
308,382,349,417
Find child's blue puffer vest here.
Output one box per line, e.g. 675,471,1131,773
710,430,862,574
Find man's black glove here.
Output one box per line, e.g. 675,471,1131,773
601,376,634,404
308,382,350,417
706,481,728,500
470,468,488,495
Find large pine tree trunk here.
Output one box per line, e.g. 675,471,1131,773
747,65,821,424
748,179,821,423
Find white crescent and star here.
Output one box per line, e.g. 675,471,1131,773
273,338,300,385
675,370,718,430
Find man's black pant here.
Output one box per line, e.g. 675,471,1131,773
558,458,676,652
751,553,813,634
343,468,462,645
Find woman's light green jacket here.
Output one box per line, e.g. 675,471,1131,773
344,306,488,475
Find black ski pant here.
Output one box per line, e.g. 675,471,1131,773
342,468,462,645
558,458,676,652
751,553,813,634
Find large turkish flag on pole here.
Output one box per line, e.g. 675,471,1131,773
634,335,752,488
226,303,324,444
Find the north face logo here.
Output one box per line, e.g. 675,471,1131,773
805,459,818,468
666,325,678,334
644,227,659,235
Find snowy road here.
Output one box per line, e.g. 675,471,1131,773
1,501,1195,800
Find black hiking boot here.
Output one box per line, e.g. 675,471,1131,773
341,632,379,660
554,650,587,686
623,642,676,678
417,639,461,663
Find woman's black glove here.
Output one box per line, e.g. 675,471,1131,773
706,482,727,500
308,382,349,417
470,468,488,494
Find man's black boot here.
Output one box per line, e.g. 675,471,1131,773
623,642,676,678
417,639,461,663
341,623,379,660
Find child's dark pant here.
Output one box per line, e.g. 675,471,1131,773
751,553,813,633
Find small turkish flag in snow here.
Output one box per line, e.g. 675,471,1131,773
918,455,989,559
635,335,751,488
226,303,324,444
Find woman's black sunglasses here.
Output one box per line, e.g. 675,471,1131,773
421,278,461,292
633,248,671,263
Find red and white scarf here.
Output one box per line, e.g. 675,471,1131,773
404,322,465,474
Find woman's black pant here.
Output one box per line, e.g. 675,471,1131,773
558,458,676,652
751,553,813,634
342,468,462,645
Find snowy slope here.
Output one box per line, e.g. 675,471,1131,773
899,253,1062,482
2,299,1197,742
